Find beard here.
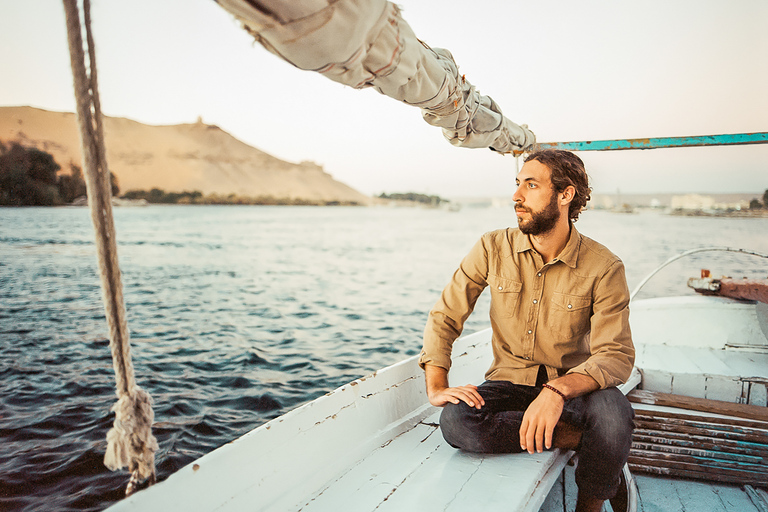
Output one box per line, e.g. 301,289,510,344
516,191,561,235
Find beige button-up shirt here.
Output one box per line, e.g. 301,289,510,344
420,226,634,389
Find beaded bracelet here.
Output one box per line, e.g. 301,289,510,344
542,383,567,401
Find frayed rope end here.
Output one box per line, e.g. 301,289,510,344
104,386,159,483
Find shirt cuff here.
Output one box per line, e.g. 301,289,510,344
418,350,452,371
566,360,619,389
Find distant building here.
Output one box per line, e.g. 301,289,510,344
590,194,615,210
670,194,748,211
670,194,715,211
712,199,749,211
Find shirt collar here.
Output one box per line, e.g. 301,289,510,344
557,225,581,268
512,228,534,254
512,225,582,268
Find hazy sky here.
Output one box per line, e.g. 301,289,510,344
1,0,766,197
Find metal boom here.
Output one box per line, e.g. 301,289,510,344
535,132,768,152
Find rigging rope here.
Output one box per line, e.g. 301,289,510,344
62,0,157,495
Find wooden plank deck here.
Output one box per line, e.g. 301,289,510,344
635,343,768,404
301,408,572,512
540,464,763,512
301,367,639,511
632,296,768,406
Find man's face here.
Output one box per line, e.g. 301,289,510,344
513,160,561,236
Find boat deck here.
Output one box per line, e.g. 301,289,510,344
302,408,570,512
631,296,768,406
541,464,767,512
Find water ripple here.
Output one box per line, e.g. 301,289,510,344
1,205,767,511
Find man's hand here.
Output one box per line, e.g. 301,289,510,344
424,364,485,409
519,373,600,453
519,387,564,453
428,384,485,409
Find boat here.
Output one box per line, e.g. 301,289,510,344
54,1,768,510
101,248,768,511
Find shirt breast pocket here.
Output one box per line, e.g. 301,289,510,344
550,292,592,339
489,275,522,318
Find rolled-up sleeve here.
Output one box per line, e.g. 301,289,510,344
419,236,490,371
567,260,635,388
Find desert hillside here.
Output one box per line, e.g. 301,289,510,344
0,106,369,205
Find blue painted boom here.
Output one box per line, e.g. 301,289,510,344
535,132,768,152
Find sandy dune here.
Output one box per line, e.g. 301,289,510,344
0,106,370,204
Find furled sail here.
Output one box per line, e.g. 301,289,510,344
215,0,535,153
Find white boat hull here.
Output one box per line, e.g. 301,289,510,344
107,294,768,511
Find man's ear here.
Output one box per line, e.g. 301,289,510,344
560,185,576,205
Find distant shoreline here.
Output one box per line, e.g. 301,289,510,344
668,209,768,218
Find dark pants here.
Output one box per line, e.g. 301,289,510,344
439,379,634,500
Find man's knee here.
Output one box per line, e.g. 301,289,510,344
439,402,481,451
573,388,635,499
439,402,524,453
581,387,634,448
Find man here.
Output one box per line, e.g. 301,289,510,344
419,149,635,512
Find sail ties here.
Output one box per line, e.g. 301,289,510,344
216,0,535,153
62,0,157,495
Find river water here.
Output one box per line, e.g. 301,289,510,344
1,205,767,511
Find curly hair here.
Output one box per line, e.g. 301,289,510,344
524,149,592,222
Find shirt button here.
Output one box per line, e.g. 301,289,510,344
567,304,573,309
537,273,542,277
527,330,532,334
533,299,538,304
498,286,503,291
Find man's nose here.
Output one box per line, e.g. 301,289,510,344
512,186,524,203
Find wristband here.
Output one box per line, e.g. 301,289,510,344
543,383,567,401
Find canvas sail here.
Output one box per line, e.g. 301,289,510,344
215,0,535,153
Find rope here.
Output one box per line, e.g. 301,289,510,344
62,0,157,495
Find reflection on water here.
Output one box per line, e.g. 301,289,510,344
1,205,766,510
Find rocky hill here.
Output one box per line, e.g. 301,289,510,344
0,106,369,205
